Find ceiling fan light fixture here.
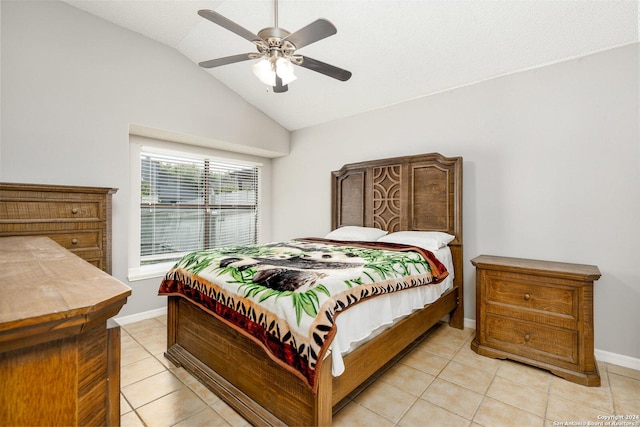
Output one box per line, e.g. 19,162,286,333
252,57,276,86
252,56,297,87
275,57,297,85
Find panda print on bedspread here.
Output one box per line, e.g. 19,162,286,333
218,242,364,292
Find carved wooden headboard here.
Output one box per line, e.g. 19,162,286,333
331,152,463,288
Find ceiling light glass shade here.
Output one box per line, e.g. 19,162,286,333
252,58,276,86
275,57,297,85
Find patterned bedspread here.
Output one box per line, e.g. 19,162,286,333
158,238,448,392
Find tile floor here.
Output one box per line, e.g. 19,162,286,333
120,315,640,427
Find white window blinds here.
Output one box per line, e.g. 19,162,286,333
140,149,259,265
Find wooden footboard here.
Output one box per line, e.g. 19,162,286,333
166,284,460,426
166,296,328,426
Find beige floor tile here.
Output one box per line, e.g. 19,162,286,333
173,407,231,427
211,399,250,427
154,352,177,369
156,314,168,325
120,394,132,415
546,395,613,424
378,362,436,396
399,399,469,427
607,363,640,381
354,380,419,423
609,371,640,395
172,367,222,405
549,376,614,413
597,360,609,386
123,318,164,337
131,327,167,355
438,360,494,394
121,355,166,387
135,387,207,427
119,315,640,427
416,334,464,359
495,360,551,391
333,402,395,427
120,410,146,427
429,323,475,347
400,348,450,376
121,370,185,409
473,397,544,427
422,378,483,420
453,343,502,375
120,393,133,415
121,332,153,366
609,373,640,413
486,376,547,417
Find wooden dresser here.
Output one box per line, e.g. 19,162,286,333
470,255,601,386
0,236,131,426
0,183,117,274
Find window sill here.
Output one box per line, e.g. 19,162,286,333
128,261,175,282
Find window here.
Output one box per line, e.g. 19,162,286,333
139,148,260,268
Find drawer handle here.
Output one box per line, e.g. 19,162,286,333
524,293,531,301
524,333,531,342
71,208,79,214
71,238,79,245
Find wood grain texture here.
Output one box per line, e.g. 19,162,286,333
471,254,601,386
165,153,464,425
0,182,117,273
0,236,130,426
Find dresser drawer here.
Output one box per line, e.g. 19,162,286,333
484,271,578,324
0,201,102,222
47,231,102,251
485,315,578,366
0,183,116,274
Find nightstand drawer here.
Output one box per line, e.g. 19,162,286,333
471,255,601,386
485,272,577,319
485,315,578,365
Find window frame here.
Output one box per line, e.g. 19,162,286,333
128,140,262,281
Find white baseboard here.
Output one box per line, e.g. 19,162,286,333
595,348,640,372
464,317,476,329
115,306,167,325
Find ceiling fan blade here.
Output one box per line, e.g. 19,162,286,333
198,10,261,43
297,56,352,82
284,18,337,50
199,53,255,68
273,75,288,93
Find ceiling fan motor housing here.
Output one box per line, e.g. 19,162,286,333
256,28,297,58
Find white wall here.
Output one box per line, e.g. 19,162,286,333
2,0,639,362
272,44,640,360
0,1,289,317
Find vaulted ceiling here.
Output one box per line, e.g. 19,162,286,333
61,0,638,131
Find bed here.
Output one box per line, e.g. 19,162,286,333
160,152,463,426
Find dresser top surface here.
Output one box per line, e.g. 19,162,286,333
471,254,601,281
0,182,117,195
0,236,130,330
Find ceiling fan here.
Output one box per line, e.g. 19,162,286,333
197,0,352,93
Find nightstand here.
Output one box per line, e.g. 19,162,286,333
470,255,601,386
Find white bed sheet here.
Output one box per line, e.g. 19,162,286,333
329,246,454,376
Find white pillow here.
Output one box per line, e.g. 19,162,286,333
325,226,388,241
377,231,455,251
